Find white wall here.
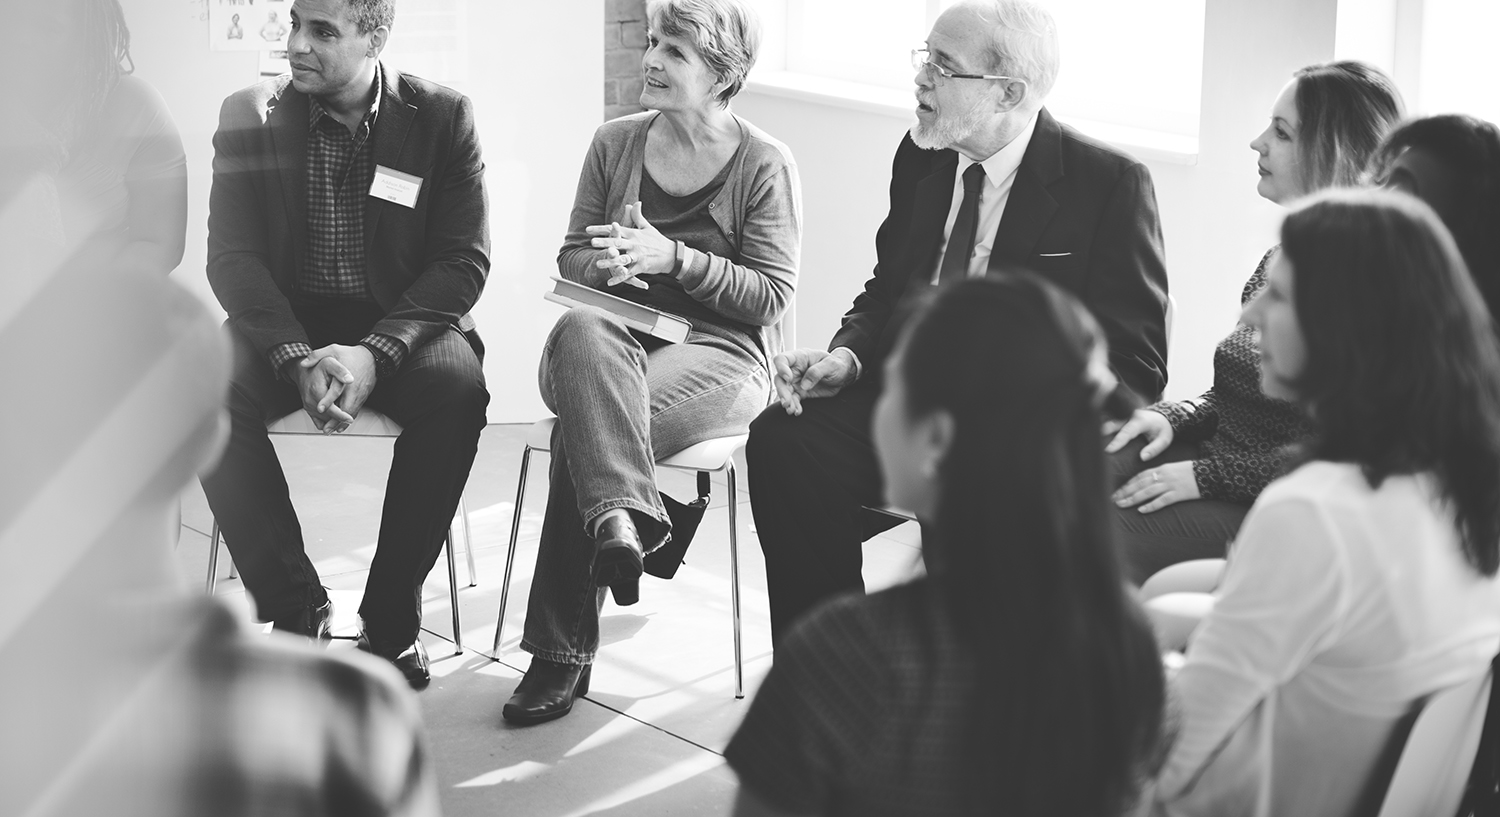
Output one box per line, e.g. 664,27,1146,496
125,0,1393,413
124,0,603,422
736,0,1339,401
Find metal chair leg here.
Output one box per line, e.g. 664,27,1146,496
228,557,237,580
726,462,744,699
445,532,463,655
460,498,477,587
493,445,534,656
207,522,222,594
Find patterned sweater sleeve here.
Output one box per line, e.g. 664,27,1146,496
1167,248,1298,503
1150,395,1220,443
1192,439,1292,504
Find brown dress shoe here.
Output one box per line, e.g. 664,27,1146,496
502,658,592,725
357,631,431,691
270,598,333,641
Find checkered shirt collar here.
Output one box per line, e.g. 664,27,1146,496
307,63,383,134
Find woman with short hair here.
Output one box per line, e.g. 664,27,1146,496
1106,61,1402,582
1152,188,1500,814
503,0,801,725
727,275,1167,817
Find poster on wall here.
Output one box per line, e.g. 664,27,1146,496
259,49,290,77
208,0,292,52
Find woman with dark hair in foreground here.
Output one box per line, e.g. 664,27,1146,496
1371,113,1500,320
726,276,1166,817
1153,189,1500,815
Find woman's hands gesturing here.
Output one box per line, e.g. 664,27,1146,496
585,201,677,288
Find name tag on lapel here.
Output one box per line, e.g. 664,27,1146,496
369,165,423,208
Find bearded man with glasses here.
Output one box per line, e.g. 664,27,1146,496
747,0,1170,644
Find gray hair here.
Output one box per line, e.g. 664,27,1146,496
647,0,761,107
346,0,395,35
968,0,1060,104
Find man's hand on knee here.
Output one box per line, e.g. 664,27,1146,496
772,347,858,415
303,344,379,426
287,354,355,433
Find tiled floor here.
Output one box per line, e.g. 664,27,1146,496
175,423,924,816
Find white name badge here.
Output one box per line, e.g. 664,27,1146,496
369,165,423,208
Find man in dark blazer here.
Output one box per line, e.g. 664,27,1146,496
200,0,489,688
747,0,1169,642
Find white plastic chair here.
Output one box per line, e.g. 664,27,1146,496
1375,666,1493,817
1141,558,1226,600
491,417,749,698
206,408,477,653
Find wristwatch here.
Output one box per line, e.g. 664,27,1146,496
673,240,691,276
360,341,398,379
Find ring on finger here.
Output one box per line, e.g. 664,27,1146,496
1152,470,1160,483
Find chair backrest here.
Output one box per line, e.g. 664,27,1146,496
1376,667,1494,817
266,409,404,437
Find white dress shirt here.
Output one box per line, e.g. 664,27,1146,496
1154,461,1500,816
835,115,1040,379
928,113,1039,284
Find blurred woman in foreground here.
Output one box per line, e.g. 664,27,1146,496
1153,189,1500,815
727,275,1166,817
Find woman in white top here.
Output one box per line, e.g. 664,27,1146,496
1153,188,1500,815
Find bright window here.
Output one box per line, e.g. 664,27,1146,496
1416,0,1500,123
749,0,1206,138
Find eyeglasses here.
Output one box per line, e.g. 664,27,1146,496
910,48,1015,82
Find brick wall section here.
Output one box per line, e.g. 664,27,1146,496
604,0,649,121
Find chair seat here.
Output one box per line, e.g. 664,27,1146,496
525,417,745,472
497,415,750,697
208,405,475,652
266,408,405,437
868,505,917,522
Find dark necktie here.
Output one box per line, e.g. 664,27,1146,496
938,163,986,284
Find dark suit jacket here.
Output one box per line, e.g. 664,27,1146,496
206,65,489,361
829,107,1169,402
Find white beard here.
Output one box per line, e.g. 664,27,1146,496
910,98,990,151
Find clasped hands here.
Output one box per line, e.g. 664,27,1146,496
287,344,378,434
585,202,675,289
771,348,859,416
1104,408,1200,513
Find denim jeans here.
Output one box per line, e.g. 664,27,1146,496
521,307,770,665
1108,437,1249,585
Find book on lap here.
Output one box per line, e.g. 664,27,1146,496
544,276,692,344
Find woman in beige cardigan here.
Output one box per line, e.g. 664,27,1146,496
503,0,801,726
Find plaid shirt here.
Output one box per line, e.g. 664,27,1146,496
22,598,440,816
269,68,406,379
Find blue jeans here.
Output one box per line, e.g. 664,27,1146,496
521,307,769,665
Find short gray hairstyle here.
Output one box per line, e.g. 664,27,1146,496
969,0,1060,103
647,0,761,107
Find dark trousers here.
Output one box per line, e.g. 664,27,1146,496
1107,438,1248,585
199,299,489,645
746,384,901,643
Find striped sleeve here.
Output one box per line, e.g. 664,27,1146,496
725,595,887,814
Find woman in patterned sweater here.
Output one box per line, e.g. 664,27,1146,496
1106,61,1403,583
